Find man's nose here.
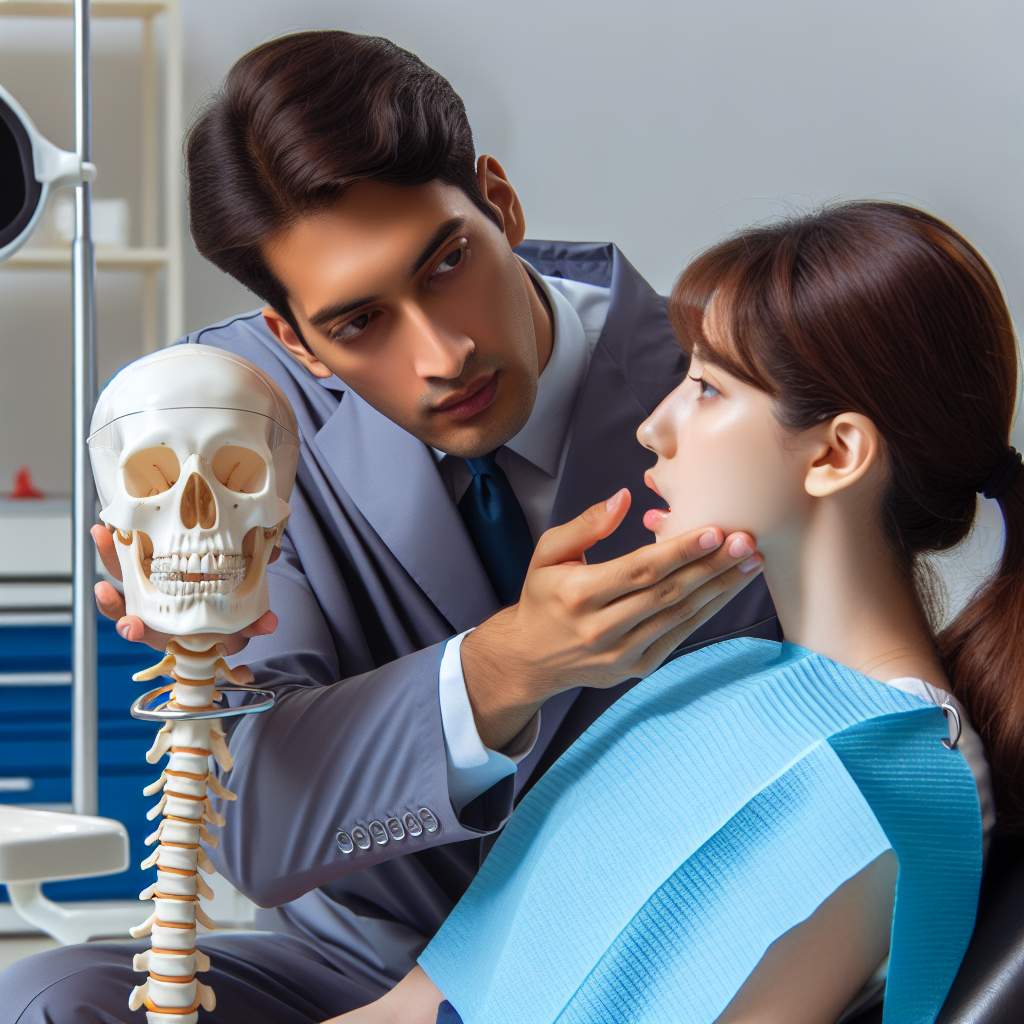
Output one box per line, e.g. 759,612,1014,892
406,308,474,380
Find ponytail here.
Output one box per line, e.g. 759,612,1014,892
939,462,1024,832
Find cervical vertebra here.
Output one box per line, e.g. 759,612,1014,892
125,637,256,1021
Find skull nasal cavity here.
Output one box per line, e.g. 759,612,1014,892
179,473,217,529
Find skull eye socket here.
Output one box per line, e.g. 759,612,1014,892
212,444,268,494
122,446,181,498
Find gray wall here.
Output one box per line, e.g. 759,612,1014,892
2,0,1022,500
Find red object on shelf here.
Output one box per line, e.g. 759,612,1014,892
11,465,45,499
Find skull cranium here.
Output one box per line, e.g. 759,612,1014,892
88,346,299,636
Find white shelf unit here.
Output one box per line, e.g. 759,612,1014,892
0,0,184,351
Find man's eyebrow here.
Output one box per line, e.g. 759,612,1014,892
307,216,467,330
410,216,466,276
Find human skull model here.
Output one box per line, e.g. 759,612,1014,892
88,346,299,636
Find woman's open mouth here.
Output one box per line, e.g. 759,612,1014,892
643,472,671,531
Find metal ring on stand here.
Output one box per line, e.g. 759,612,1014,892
130,685,275,722
940,699,962,750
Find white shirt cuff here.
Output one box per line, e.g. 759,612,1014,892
439,628,542,813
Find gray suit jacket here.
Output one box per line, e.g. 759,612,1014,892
185,240,782,994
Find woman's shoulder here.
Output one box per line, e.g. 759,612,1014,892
879,676,996,842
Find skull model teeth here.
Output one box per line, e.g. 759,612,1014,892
88,346,299,1024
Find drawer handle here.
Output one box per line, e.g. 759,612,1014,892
0,777,34,792
0,672,73,687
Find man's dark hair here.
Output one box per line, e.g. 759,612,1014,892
185,30,502,341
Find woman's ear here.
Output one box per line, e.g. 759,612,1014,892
261,306,334,380
804,413,886,499
476,154,526,247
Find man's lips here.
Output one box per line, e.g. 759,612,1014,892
433,372,496,412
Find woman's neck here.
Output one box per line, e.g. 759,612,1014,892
759,496,950,691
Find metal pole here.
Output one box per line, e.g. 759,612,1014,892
71,0,98,816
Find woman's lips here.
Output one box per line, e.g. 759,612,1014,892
643,507,671,531
643,471,671,531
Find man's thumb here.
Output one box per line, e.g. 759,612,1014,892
532,488,631,568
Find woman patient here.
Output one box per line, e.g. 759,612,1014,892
327,199,1017,1023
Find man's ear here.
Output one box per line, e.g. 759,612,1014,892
476,154,526,247
261,306,333,379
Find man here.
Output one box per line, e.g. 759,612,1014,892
3,29,776,1023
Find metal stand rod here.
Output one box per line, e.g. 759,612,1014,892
71,0,98,816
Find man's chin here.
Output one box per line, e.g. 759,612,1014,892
426,399,532,460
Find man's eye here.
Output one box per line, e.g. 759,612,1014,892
330,312,374,343
431,241,467,279
687,374,719,400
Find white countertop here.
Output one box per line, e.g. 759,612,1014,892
0,497,109,610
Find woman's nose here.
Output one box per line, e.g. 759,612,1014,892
636,396,675,457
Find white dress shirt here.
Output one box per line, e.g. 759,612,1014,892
432,257,612,812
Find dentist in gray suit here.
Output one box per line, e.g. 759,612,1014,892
3,29,778,1024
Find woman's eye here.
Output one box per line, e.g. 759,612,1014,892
330,312,374,343
431,241,468,279
687,373,719,400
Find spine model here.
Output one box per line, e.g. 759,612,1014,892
126,636,249,1022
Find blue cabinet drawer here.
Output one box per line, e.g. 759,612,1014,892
0,722,161,772
0,614,211,903
0,684,164,722
0,612,169,669
0,769,70,804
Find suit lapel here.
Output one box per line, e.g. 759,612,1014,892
313,389,500,634
479,245,687,860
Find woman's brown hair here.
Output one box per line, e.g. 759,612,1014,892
669,200,1023,830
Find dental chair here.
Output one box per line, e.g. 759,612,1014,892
0,805,138,944
848,829,1024,1024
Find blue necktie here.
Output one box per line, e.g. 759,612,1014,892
458,451,534,606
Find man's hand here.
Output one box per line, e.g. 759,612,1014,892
90,522,281,656
461,488,765,750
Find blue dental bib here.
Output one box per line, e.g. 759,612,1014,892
419,637,983,1024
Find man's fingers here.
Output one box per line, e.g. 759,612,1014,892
217,610,278,657
627,558,764,665
94,580,126,622
241,609,278,639
589,526,758,606
531,488,631,569
596,532,761,633
91,524,123,581
114,614,171,652
637,587,751,676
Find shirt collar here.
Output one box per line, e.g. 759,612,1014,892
430,255,589,477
